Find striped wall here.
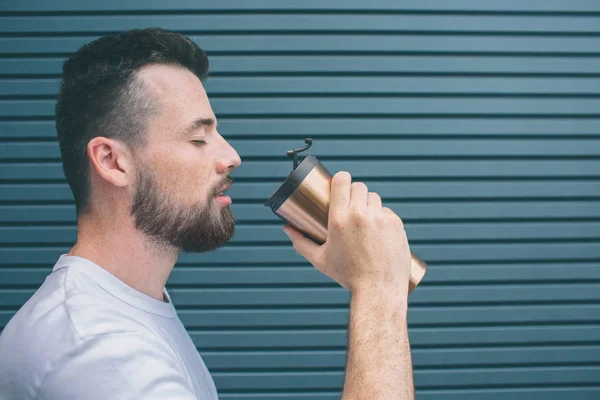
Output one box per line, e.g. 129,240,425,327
1,1,600,398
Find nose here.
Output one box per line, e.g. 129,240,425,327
215,134,242,174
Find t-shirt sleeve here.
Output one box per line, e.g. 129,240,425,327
36,332,199,400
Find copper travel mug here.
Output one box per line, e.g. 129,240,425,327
265,139,426,294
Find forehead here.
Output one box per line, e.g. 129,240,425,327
137,64,214,136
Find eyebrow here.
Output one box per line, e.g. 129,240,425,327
185,118,216,135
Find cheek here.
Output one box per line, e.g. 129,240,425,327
148,149,214,200
168,162,214,200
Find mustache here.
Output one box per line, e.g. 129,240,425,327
210,176,234,197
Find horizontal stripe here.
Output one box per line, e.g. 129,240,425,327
2,36,600,55
2,160,600,182
202,346,600,370
4,282,600,307
217,388,600,400
2,242,598,263
2,119,600,139
209,366,600,390
0,200,597,223
3,0,600,13
1,222,599,244
416,388,600,400
2,181,599,202
2,139,600,159
164,284,600,306
2,14,600,34
4,98,600,118
4,56,600,77
188,325,600,349
6,77,600,96
3,296,600,328
2,243,599,273
3,301,600,328
178,304,600,327
1,262,599,286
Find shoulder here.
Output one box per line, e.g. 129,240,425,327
0,266,181,399
2,265,153,347
35,331,197,400
0,267,80,397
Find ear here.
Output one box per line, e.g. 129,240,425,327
87,137,134,188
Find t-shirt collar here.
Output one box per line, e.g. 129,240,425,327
53,254,176,318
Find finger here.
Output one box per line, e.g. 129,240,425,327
283,225,321,265
382,207,404,228
329,171,352,220
350,182,368,208
367,192,382,209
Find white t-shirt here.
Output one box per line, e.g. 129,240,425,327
0,254,218,399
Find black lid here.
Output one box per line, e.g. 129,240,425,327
264,155,319,213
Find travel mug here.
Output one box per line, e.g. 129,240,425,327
265,138,426,294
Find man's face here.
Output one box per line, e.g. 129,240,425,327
130,64,241,253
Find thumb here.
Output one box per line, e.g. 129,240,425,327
283,225,320,265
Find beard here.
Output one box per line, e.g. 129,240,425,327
131,168,235,253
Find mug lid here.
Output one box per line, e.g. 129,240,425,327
264,155,319,212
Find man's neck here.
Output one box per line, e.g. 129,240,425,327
68,215,179,302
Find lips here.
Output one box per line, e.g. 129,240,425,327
216,183,232,196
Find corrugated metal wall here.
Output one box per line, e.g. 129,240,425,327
1,1,600,398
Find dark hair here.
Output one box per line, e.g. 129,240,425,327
55,28,209,215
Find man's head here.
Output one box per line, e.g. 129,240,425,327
55,28,241,253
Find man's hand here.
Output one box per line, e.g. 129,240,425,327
283,171,411,296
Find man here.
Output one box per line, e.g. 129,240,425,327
0,28,414,399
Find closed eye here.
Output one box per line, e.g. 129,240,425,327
191,140,207,146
